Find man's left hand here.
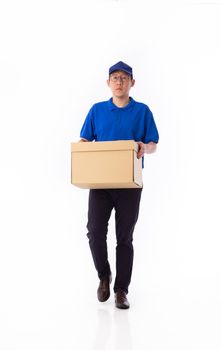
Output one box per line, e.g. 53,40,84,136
136,141,157,158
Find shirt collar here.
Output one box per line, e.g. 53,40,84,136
107,97,135,111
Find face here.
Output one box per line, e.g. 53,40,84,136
107,70,135,99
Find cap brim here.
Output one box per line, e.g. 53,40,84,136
109,68,132,76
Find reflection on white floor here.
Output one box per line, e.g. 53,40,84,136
2,274,221,350
92,306,132,350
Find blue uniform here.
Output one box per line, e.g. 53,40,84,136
80,97,159,144
80,97,159,168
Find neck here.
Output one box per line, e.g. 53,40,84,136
112,96,130,108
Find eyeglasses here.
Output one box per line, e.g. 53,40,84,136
109,75,130,83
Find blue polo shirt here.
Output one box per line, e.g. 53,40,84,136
80,97,159,166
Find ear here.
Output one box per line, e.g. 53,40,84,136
106,79,110,88
131,79,135,87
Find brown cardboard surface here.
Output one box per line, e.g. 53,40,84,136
71,140,143,189
71,140,139,152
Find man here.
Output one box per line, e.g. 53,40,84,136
79,61,159,309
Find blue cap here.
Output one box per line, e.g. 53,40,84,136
109,61,133,77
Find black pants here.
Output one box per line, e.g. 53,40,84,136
86,188,142,294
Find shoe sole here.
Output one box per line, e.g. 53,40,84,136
97,292,110,302
115,303,130,309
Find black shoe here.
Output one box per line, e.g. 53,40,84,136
97,273,112,302
115,290,130,309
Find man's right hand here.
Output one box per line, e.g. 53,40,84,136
78,138,88,142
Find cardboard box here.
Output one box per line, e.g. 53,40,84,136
71,140,143,189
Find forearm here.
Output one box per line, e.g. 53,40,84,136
144,141,157,154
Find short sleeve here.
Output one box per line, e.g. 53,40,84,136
80,106,95,141
143,109,159,144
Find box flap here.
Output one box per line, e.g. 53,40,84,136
71,140,139,152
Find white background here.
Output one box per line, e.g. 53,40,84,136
0,0,221,349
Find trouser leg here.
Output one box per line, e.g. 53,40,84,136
86,189,114,280
113,188,142,294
